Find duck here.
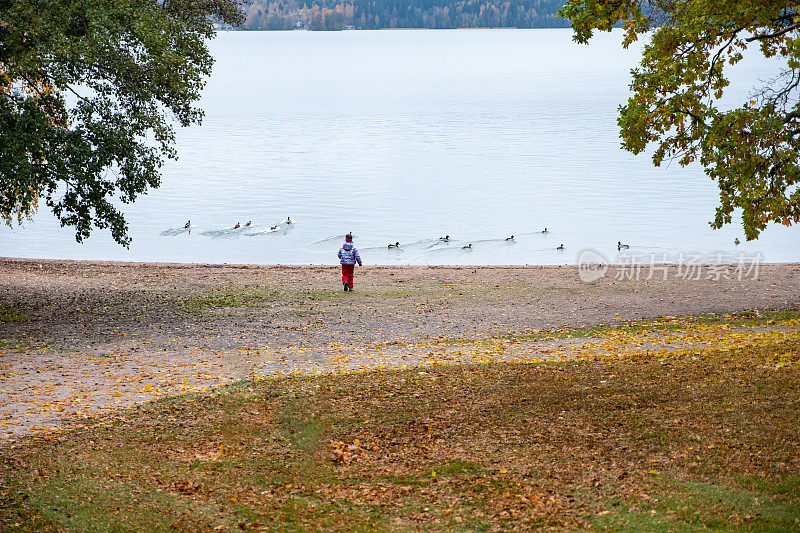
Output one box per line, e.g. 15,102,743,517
388,242,400,249
541,228,548,234
462,243,472,250
505,235,514,241
270,225,278,231
244,221,252,227
618,241,630,250
234,222,241,229
184,220,191,229
286,217,293,224
556,244,564,251
734,238,740,245
439,235,450,242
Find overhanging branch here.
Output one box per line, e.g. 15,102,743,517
745,22,800,42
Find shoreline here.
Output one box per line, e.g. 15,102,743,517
3,256,583,268
2,256,796,268
1,257,798,440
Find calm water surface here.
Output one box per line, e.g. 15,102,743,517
2,29,797,265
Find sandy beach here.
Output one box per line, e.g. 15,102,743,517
1,258,799,439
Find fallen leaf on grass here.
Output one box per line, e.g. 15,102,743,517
170,479,206,495
330,439,376,465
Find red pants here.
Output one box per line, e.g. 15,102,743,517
341,264,355,288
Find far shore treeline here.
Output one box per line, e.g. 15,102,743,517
236,0,569,30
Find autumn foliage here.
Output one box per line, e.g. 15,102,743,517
0,0,242,245
560,0,800,239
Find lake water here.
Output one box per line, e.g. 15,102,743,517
2,29,797,265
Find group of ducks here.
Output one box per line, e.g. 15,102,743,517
435,236,472,249
552,239,629,253
551,240,627,252
183,217,294,231
559,238,738,252
387,228,551,251
614,239,742,251
382,230,742,253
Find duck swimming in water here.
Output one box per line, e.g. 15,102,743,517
556,244,564,251
270,225,278,231
462,243,472,250
618,241,630,250
505,235,514,241
184,220,191,229
388,242,400,249
734,238,740,245
541,228,548,234
439,235,450,242
286,217,293,224
234,222,241,229
244,221,252,227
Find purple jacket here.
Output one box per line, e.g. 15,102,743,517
338,242,362,266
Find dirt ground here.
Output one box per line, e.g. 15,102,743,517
1,258,799,440
3,346,799,531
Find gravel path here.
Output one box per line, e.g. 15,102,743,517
1,258,798,440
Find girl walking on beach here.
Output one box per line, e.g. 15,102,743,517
338,234,362,291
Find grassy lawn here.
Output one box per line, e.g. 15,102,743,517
1,321,799,531
0,302,28,323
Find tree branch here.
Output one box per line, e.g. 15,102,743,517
784,109,800,124
708,29,742,86
745,22,800,42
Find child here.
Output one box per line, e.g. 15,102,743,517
338,234,362,291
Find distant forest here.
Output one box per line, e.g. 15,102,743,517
238,0,570,30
